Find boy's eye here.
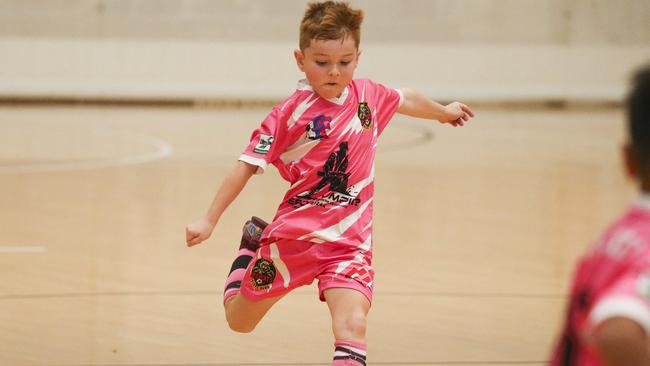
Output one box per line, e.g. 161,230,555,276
340,61,351,66
316,61,328,66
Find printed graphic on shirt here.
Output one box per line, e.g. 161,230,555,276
306,115,332,140
357,102,372,129
250,258,276,291
253,134,274,154
287,141,362,209
344,266,374,288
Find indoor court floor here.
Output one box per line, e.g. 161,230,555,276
0,103,634,365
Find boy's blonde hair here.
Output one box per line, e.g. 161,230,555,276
299,1,364,51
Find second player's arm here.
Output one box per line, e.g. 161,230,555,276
186,160,258,247
593,317,650,366
397,87,474,126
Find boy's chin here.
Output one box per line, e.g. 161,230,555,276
315,88,344,100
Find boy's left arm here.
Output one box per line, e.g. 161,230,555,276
397,88,475,126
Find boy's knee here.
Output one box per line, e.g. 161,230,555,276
226,314,257,333
335,312,367,338
225,305,258,333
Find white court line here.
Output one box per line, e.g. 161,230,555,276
0,134,173,175
0,246,47,253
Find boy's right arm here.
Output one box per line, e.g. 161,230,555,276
185,160,258,247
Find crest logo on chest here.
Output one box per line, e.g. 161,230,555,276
357,102,372,129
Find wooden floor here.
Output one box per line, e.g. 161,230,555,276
0,104,634,365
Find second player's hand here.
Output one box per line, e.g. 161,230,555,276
440,102,475,127
186,218,215,247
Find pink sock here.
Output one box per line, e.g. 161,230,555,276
223,248,255,304
332,340,367,366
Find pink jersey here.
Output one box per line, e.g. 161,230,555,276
239,78,403,252
551,195,650,366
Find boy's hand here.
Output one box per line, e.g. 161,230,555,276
440,102,475,127
186,218,215,247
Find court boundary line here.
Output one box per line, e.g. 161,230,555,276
0,133,173,175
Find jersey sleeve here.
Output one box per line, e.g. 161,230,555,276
371,80,404,136
239,105,291,174
589,267,650,334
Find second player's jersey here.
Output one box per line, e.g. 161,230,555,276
239,78,403,251
550,195,650,366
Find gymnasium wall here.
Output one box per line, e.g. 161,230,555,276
1,0,648,102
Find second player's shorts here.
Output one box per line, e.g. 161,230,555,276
239,239,374,303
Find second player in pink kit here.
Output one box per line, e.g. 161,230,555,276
186,2,474,365
550,65,650,366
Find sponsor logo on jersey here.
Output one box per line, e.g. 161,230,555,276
253,134,274,154
287,141,363,209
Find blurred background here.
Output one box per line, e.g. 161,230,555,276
1,1,649,366
1,0,648,103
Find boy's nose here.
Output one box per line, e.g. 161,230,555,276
329,66,340,77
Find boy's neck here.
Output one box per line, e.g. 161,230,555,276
300,78,350,103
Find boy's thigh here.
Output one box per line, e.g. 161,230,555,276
225,292,284,328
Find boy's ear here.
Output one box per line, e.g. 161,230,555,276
294,49,305,72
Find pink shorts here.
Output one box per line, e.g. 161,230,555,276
239,239,374,304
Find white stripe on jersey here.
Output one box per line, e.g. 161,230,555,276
298,198,373,243
290,94,319,126
334,252,366,275
280,137,319,164
269,242,291,289
358,233,372,251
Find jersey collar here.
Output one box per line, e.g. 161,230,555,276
297,79,349,106
636,194,650,213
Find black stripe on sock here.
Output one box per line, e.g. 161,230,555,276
333,355,366,366
224,280,242,292
335,346,367,360
229,255,252,274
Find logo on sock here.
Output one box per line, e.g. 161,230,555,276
250,258,276,291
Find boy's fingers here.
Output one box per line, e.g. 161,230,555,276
187,236,202,247
462,104,475,117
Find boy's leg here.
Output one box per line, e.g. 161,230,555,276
324,288,370,366
224,292,283,333
223,216,281,333
223,216,267,303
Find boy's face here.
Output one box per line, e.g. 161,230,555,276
294,36,359,99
